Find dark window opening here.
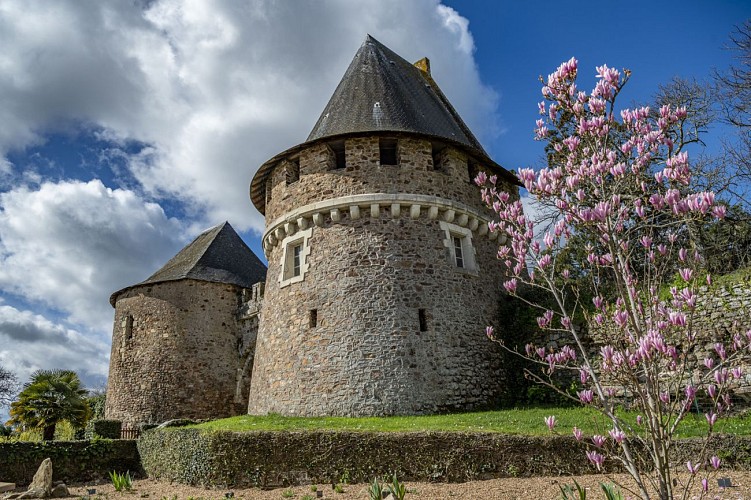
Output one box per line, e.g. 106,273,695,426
453,236,465,268
418,309,428,332
124,315,134,339
468,159,478,184
431,144,445,171
286,158,300,185
379,138,398,166
330,141,346,169
309,309,318,328
265,178,272,203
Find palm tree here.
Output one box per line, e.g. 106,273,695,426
7,370,90,440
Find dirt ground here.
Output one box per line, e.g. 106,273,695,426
53,472,751,500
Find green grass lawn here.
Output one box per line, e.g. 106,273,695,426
192,407,751,438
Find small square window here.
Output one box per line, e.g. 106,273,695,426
379,138,398,166
418,309,428,332
309,309,318,328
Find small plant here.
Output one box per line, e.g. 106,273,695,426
600,483,624,500
386,473,406,500
281,490,295,498
109,470,133,492
339,469,350,485
559,479,587,499
301,496,314,500
309,485,317,492
334,484,344,494
367,477,384,500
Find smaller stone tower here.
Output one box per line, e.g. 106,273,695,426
105,222,266,427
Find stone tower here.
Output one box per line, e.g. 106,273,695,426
247,35,519,416
105,222,266,427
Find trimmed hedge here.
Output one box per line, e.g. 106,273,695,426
137,429,751,488
85,419,122,440
0,440,142,485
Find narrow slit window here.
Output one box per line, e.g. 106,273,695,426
379,138,398,166
265,179,272,203
467,159,477,184
330,141,346,169
286,158,300,185
453,236,464,268
431,144,444,171
309,309,318,328
418,309,427,332
124,314,134,339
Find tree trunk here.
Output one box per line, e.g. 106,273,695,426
42,424,55,441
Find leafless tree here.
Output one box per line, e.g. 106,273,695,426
0,364,19,407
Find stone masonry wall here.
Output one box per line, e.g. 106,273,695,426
264,135,512,222
105,280,254,426
248,136,516,416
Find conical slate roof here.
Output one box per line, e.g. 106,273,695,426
306,35,487,153
110,222,266,305
250,35,517,213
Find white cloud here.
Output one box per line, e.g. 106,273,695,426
0,302,110,393
0,0,500,233
0,179,185,331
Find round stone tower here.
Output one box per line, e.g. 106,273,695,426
105,222,266,427
247,35,520,416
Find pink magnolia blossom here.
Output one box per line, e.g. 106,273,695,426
586,450,605,471
578,389,594,404
544,415,556,431
573,427,583,441
608,428,626,443
706,412,718,426
686,461,699,474
592,435,606,448
701,478,708,492
710,456,721,469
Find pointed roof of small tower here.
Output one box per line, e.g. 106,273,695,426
110,222,266,305
306,35,487,153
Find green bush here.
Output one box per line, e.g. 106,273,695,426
0,440,142,484
86,419,122,439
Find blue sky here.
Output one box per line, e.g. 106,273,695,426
0,0,748,407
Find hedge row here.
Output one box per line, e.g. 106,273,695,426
137,429,751,488
0,440,142,485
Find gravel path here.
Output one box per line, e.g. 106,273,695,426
61,472,751,499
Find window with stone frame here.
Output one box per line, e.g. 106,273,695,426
439,220,478,274
279,228,313,288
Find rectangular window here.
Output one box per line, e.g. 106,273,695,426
309,309,318,328
418,309,427,332
286,158,300,185
453,236,464,268
292,244,302,277
379,138,398,166
431,144,444,172
330,141,346,169
124,315,134,339
467,159,477,184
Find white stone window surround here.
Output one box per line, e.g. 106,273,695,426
439,220,478,275
278,227,313,288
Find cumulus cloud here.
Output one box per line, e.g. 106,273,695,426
0,0,500,232
0,179,185,331
0,302,110,391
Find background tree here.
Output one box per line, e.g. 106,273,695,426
0,364,19,408
7,369,90,441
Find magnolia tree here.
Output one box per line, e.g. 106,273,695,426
478,58,748,500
